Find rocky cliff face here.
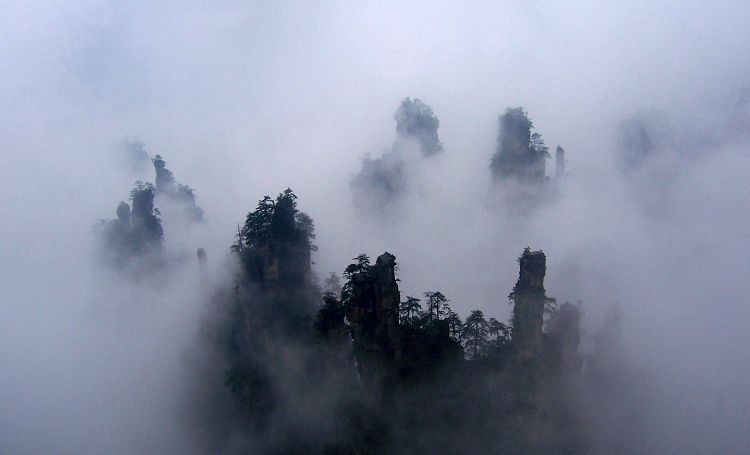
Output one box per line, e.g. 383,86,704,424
512,249,547,364
346,252,401,403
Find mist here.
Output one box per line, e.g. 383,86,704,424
2,1,750,453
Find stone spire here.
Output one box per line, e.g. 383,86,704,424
555,146,566,181
512,249,547,363
346,252,401,403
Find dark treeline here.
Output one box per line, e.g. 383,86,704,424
202,189,589,454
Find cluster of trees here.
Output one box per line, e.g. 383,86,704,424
231,188,315,289
221,189,325,435
305,249,583,453
316,254,516,364
399,291,512,360
196,189,586,453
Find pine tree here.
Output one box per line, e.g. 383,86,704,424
400,296,423,326
423,291,448,322
463,310,489,359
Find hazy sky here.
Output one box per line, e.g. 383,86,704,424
2,1,750,453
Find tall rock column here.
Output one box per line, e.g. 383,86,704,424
555,146,566,181
512,249,547,363
347,252,401,403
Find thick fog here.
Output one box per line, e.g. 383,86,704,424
2,1,750,453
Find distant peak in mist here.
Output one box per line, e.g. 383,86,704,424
93,148,205,277
490,107,550,183
394,97,443,156
351,97,443,218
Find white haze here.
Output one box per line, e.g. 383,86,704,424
1,1,750,453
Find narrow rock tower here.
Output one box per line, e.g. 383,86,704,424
555,146,566,181
346,252,401,402
512,249,547,363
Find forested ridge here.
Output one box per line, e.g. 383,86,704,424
202,189,587,454
91,102,617,454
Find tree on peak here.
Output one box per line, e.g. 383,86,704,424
233,189,315,289
341,254,372,304
344,254,372,278
241,196,275,249
271,188,299,242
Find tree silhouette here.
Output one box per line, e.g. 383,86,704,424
423,291,448,322
463,310,489,360
241,196,275,249
341,254,372,305
445,309,464,342
344,254,372,280
488,318,510,346
400,296,423,326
